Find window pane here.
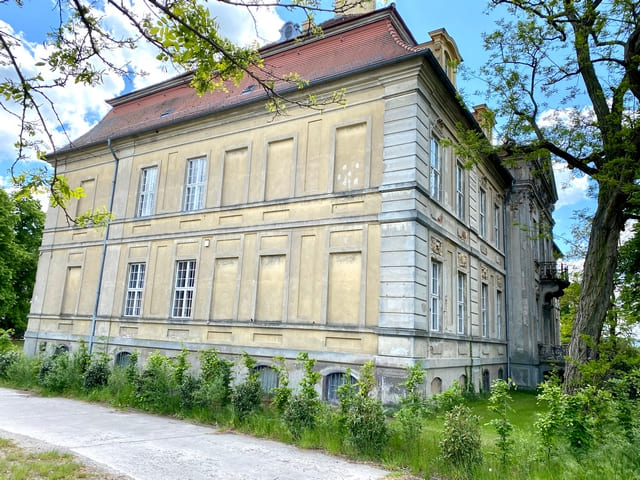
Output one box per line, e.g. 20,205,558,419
173,260,196,317
430,138,441,201
125,263,145,316
137,167,157,217
184,158,206,211
431,261,440,330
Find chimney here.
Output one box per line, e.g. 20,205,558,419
334,0,375,16
472,105,495,144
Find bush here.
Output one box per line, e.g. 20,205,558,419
427,380,465,414
487,378,515,465
440,404,483,475
83,353,111,390
198,347,232,407
394,361,427,441
0,351,19,379
134,352,178,413
283,353,321,439
271,356,292,414
338,362,388,457
231,352,263,423
37,352,74,393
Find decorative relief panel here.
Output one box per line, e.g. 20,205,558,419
431,237,442,256
481,265,489,281
457,253,468,269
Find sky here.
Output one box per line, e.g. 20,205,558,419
0,0,595,257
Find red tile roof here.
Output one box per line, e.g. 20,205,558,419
61,6,429,153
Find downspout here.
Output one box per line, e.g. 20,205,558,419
503,182,513,380
88,138,119,353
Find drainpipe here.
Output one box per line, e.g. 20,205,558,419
503,182,513,380
88,138,119,353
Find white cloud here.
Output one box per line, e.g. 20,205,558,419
1,1,285,173
552,161,591,210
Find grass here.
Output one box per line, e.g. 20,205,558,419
0,437,120,480
1,340,638,480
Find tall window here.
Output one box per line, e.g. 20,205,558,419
494,205,501,249
136,167,157,217
173,260,197,318
325,372,355,403
457,272,466,334
124,263,145,316
481,283,488,337
456,163,465,220
496,290,503,339
184,157,207,211
431,261,441,331
479,189,487,238
430,138,441,201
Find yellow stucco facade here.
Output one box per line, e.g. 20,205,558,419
25,5,565,401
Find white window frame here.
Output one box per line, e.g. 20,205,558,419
457,272,466,334
496,290,503,339
494,204,501,249
124,263,146,316
479,189,487,238
430,137,441,202
431,261,441,331
172,260,197,318
184,157,207,211
136,166,157,217
481,283,488,337
456,163,465,220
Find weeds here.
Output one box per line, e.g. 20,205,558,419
1,332,639,480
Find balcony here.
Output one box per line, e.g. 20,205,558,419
538,343,567,363
538,262,570,301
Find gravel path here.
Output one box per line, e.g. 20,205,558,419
0,387,390,480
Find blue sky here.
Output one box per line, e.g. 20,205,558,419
0,0,594,256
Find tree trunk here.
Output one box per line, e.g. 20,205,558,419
564,183,627,392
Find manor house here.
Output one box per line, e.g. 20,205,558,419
25,2,567,402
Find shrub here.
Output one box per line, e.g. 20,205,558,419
487,378,515,465
37,351,75,393
0,329,15,354
231,352,263,423
271,356,292,414
428,380,465,414
82,353,111,390
394,361,427,441
134,352,178,413
0,351,19,379
338,362,388,457
440,404,483,475
198,347,232,407
283,352,321,439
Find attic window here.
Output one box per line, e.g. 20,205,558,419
160,107,174,117
241,84,257,94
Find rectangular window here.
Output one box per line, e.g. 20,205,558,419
124,263,146,316
496,290,503,339
172,260,197,318
457,272,466,334
494,205,501,249
431,261,441,331
184,157,207,211
430,138,441,201
137,167,157,217
481,283,488,337
456,163,465,220
479,189,487,238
